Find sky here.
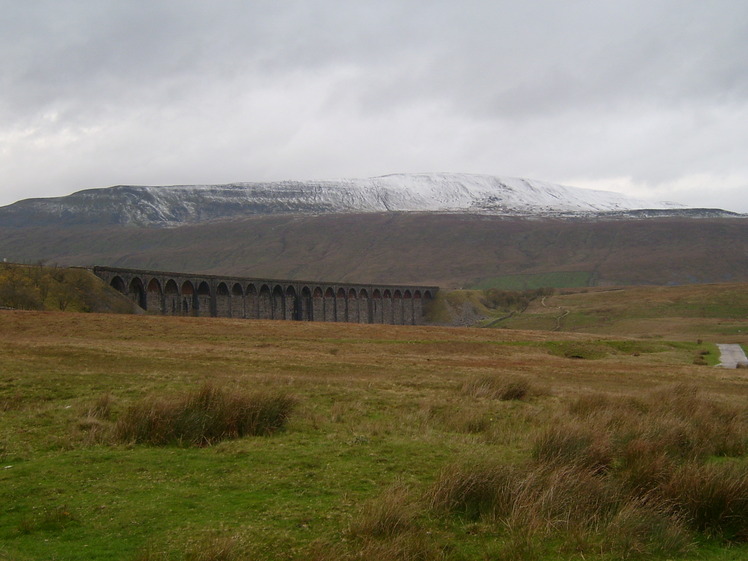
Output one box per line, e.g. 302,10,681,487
1,1,747,212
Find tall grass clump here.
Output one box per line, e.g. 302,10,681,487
426,384,747,557
462,374,538,401
658,461,748,541
427,459,693,557
86,393,114,420
348,482,418,538
428,462,519,521
314,483,441,561
114,382,296,446
602,501,693,559
531,422,612,474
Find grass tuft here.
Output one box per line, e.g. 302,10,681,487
114,382,296,446
462,374,537,401
87,393,114,420
531,422,612,474
603,500,694,559
659,461,748,541
428,462,518,521
349,482,417,538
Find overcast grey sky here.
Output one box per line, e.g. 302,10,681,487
1,1,747,211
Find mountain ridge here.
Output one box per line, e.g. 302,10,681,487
1,172,723,228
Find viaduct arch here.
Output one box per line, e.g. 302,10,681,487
93,266,437,325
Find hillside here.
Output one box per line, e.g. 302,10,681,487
0,263,133,313
432,282,748,342
1,213,747,288
0,173,696,228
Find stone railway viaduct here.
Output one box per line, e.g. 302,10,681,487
93,266,438,325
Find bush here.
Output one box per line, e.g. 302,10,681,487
114,382,296,446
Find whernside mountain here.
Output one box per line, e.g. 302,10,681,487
0,173,718,227
0,173,745,288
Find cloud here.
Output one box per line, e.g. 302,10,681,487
1,0,747,212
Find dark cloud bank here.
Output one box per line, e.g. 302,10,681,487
1,0,747,211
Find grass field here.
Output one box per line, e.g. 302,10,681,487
472,282,748,343
2,306,748,560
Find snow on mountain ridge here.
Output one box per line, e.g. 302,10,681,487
1,173,688,227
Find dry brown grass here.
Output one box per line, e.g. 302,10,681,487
462,373,540,401
113,382,296,446
425,382,748,555
2,310,748,560
348,482,418,538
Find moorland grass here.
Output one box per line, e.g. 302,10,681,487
419,384,748,560
496,282,748,341
461,373,536,401
2,311,748,560
113,382,296,446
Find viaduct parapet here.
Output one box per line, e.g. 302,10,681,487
93,266,438,325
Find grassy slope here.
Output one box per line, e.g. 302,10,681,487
2,311,748,560
1,214,747,288
492,282,748,342
0,264,133,314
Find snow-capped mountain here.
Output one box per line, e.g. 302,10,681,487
0,173,705,227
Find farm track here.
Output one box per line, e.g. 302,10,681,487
717,343,748,368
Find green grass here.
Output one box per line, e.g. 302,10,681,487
480,283,748,342
0,263,133,314
2,311,748,560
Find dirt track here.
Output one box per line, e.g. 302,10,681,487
717,343,748,368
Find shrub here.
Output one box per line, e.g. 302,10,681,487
428,461,620,535
114,382,296,446
646,384,747,459
566,385,747,462
513,464,620,533
427,384,748,555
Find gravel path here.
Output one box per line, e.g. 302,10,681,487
716,344,748,368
